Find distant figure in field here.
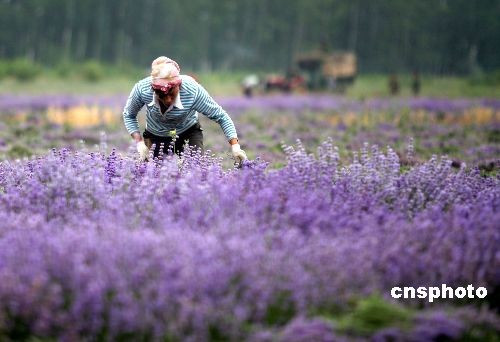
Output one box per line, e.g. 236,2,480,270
241,74,259,98
285,67,305,92
411,71,421,96
388,74,400,95
122,56,248,163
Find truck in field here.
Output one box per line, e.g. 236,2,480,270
245,50,357,95
295,50,357,92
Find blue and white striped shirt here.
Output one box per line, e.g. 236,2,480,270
123,75,237,140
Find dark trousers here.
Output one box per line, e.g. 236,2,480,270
143,122,204,158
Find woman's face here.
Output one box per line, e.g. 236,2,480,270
154,85,179,107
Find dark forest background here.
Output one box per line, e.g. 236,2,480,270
1,0,499,74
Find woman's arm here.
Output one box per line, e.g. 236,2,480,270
123,82,145,140
192,83,238,143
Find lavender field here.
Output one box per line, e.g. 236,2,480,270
0,94,499,341
1,94,499,170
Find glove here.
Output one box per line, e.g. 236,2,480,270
136,140,149,161
231,143,248,163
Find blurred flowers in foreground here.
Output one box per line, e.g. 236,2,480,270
0,141,498,340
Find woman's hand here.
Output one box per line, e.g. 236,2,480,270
137,141,149,161
231,143,248,163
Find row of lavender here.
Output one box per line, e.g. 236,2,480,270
0,142,498,340
1,93,500,113
1,95,498,171
201,105,499,170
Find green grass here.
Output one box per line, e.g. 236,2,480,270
347,74,500,99
0,73,138,95
0,70,249,96
195,71,251,96
1,63,499,98
334,295,414,336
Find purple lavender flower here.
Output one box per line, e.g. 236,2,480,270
410,312,464,342
0,140,497,340
278,317,342,342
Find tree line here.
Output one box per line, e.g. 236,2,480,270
0,0,499,74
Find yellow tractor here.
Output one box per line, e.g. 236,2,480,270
295,50,357,92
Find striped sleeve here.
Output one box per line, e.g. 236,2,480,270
192,83,237,141
122,82,145,134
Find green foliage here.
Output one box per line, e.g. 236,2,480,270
8,144,32,158
479,161,497,178
336,295,413,336
80,60,105,82
107,62,147,80
347,74,500,98
0,60,8,80
55,61,74,78
3,311,32,341
468,70,500,86
208,324,231,342
0,68,499,97
0,1,499,73
265,290,296,326
8,59,42,82
487,129,500,144
462,332,500,342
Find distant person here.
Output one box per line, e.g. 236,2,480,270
388,74,400,95
285,67,305,92
241,74,259,97
123,56,248,163
411,71,421,96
